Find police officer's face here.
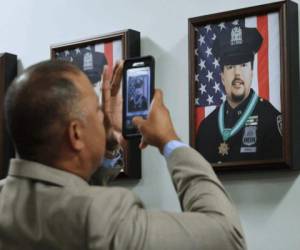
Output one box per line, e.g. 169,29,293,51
134,86,143,97
221,61,253,105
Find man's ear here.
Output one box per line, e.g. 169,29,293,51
68,120,85,151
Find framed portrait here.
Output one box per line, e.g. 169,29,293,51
188,0,300,171
51,29,142,179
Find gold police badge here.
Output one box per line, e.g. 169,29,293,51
218,142,229,156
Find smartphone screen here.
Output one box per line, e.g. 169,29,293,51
123,56,154,138
125,66,151,132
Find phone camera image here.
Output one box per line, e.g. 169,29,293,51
126,67,151,130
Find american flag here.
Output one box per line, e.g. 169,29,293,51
56,40,122,97
56,40,122,76
194,13,281,133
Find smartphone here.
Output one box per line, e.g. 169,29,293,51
122,55,155,138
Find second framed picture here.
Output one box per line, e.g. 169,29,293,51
189,1,300,171
51,29,141,179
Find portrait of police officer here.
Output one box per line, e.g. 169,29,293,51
196,26,282,163
76,45,107,96
57,45,108,97
128,77,148,112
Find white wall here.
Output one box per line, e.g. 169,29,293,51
1,0,300,249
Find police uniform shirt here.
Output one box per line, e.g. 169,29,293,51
196,89,282,163
128,95,148,112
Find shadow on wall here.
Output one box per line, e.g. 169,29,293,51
140,36,166,89
140,35,188,89
140,36,189,141
219,168,299,211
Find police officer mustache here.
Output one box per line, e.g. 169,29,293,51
232,77,243,87
231,77,245,102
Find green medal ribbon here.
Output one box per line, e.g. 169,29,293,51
218,92,259,142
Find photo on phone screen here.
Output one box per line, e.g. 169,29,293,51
125,66,151,132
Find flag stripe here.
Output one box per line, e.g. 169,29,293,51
95,43,104,53
195,107,205,133
268,12,281,111
257,15,270,100
113,40,123,93
113,40,122,64
195,106,217,133
104,42,113,77
245,16,259,95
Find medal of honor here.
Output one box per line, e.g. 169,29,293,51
218,142,229,156
217,92,259,157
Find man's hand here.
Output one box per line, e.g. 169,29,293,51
101,61,123,133
101,61,125,149
132,89,179,153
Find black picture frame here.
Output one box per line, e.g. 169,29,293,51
0,53,17,179
51,29,142,179
188,0,300,171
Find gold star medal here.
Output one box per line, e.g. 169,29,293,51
218,142,229,156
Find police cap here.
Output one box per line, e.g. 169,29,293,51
134,77,144,88
212,26,263,67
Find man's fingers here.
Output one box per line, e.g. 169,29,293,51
132,116,145,129
103,112,112,132
102,65,110,85
132,117,149,150
149,89,164,112
101,66,112,113
111,61,120,78
153,89,163,105
111,61,123,96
